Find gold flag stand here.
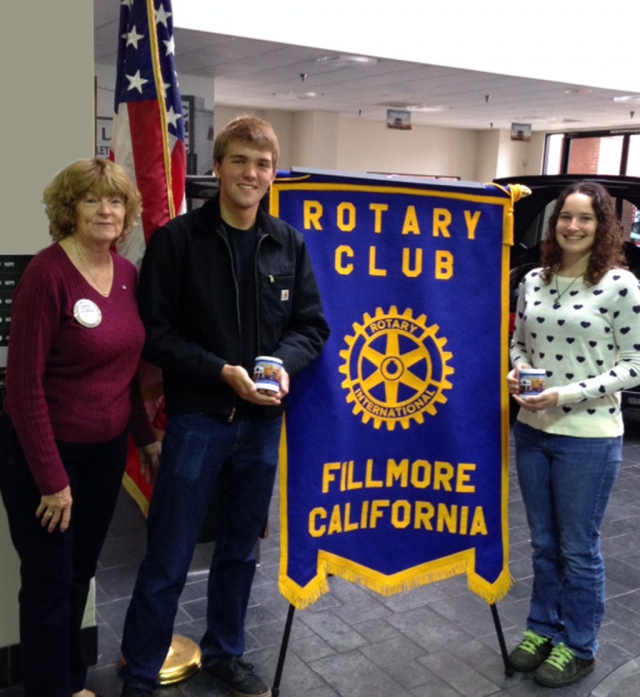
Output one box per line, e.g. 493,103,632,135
122,634,201,686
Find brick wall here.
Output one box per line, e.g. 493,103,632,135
568,138,601,174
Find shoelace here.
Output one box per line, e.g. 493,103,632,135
545,643,575,669
519,630,549,655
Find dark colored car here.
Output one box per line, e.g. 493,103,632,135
494,174,640,418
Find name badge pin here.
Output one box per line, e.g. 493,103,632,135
73,299,102,328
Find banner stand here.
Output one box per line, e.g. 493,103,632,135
490,602,514,676
270,599,513,695
271,604,296,697
268,172,528,693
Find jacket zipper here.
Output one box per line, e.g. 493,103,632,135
220,229,242,423
255,235,268,353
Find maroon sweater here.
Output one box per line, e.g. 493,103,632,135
4,244,154,495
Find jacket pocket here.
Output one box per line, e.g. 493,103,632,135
259,274,294,349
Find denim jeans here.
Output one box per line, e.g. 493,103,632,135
120,413,282,691
513,421,622,660
0,414,128,697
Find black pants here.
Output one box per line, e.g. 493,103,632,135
0,414,128,697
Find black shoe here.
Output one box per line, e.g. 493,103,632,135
121,684,154,697
533,643,595,688
509,630,552,672
204,657,271,697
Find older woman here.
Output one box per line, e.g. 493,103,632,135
0,158,158,697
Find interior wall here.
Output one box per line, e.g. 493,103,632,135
526,132,547,175
1,0,95,649
4,5,94,255
291,111,340,170
337,118,479,181
495,130,530,180
475,130,500,183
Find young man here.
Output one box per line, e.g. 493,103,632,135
120,116,330,697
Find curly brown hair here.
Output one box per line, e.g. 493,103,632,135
43,158,142,242
540,181,625,286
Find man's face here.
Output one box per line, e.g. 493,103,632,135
214,141,276,217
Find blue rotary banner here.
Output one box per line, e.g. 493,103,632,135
272,172,523,608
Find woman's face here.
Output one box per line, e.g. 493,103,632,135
555,192,597,262
73,192,126,247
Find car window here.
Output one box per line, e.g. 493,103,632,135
519,200,555,250
632,211,640,245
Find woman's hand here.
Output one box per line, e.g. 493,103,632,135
139,441,162,485
513,388,559,412
36,485,73,533
507,364,531,396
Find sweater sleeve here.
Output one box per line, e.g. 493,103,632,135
509,274,533,368
5,260,69,495
127,378,157,447
555,273,640,406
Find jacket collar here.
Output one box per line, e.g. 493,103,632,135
200,192,285,246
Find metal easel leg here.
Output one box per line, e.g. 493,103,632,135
490,603,514,677
271,603,296,697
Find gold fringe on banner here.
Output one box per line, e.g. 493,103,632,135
280,550,514,610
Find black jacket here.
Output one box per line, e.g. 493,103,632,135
137,194,330,419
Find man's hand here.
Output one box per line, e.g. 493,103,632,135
36,485,73,533
139,441,162,484
275,368,290,400
221,364,287,406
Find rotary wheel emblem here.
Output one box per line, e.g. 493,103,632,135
339,307,454,430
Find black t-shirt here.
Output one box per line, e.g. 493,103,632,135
224,222,260,417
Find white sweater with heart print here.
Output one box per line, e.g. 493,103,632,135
510,267,640,437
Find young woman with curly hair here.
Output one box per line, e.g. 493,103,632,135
506,181,640,688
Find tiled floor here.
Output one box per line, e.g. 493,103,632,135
5,423,640,697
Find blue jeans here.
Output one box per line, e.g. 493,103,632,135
513,421,622,660
120,413,282,691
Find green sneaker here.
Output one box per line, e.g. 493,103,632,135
509,630,552,672
533,642,595,688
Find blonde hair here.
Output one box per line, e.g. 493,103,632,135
43,158,142,242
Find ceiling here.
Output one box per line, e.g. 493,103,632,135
94,2,640,133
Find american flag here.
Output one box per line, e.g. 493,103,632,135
111,0,186,510
111,0,186,268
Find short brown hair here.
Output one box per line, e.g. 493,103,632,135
213,116,279,169
540,181,625,286
43,158,142,242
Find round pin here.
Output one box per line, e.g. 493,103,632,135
73,299,102,328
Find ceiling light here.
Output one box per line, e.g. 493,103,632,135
315,55,379,68
274,91,319,100
564,88,592,95
379,101,445,113
405,105,445,113
613,95,640,103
